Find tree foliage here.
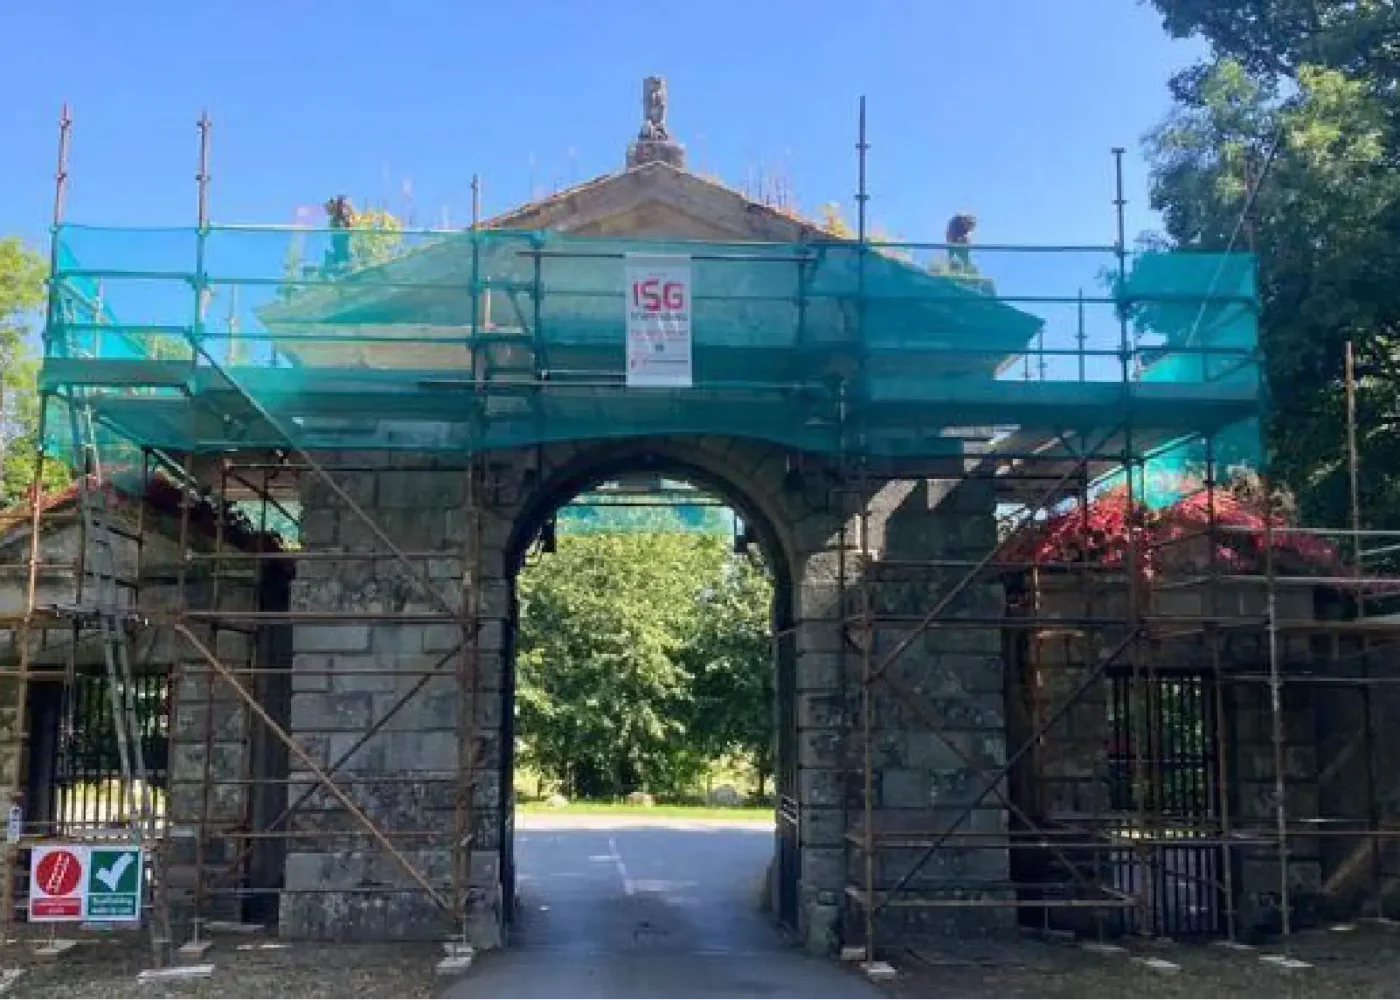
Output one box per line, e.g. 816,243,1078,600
1147,0,1400,82
0,238,67,504
515,532,773,799
678,546,774,790
1141,3,1400,529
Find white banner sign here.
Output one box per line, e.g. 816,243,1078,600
624,254,692,387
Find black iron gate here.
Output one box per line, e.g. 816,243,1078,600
1107,669,1224,936
43,671,171,835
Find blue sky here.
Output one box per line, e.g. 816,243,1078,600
0,1,1201,250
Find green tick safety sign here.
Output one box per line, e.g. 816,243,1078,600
87,847,142,918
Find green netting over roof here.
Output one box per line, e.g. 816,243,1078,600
556,481,737,535
40,224,1261,474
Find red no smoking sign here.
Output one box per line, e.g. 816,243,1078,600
30,846,84,920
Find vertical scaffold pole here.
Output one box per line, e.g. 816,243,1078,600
185,110,213,947
472,174,491,331
197,112,211,234
1111,146,1152,935
1076,289,1086,383
1263,477,1291,944
453,199,485,944
852,94,876,962
1204,435,1238,940
858,457,874,961
193,460,229,934
1345,342,1363,585
855,97,869,245
1345,341,1383,911
4,103,72,935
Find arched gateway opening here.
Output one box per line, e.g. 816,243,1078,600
501,444,803,932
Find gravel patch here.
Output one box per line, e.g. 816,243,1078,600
883,923,1400,999
3,930,440,998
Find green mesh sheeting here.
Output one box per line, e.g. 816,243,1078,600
1092,420,1263,509
557,501,735,535
1086,253,1261,506
551,479,737,535
40,225,1262,480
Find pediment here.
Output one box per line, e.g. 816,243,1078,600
485,162,826,242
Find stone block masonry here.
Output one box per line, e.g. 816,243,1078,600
278,440,1009,954
282,457,490,944
853,478,1011,945
3,446,1394,954
0,494,288,933
17,441,1391,952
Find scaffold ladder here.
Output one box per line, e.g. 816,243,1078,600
65,395,170,961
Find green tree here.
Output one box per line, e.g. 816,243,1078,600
0,238,67,503
515,532,773,799
678,549,775,795
1142,47,1400,528
1146,0,1400,82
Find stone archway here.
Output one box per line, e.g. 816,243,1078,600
476,436,848,950
497,439,821,934
279,437,1008,953
278,436,851,949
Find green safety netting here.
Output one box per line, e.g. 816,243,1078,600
40,224,1262,497
557,494,736,535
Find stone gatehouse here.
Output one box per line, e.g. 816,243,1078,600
9,77,1392,958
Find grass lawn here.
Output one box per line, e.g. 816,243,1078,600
515,800,773,821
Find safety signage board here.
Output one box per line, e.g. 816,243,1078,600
624,254,693,388
28,844,143,922
86,847,142,919
29,846,84,920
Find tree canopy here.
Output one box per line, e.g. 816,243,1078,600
1142,1,1400,530
1147,1,1400,82
515,531,773,800
0,238,67,503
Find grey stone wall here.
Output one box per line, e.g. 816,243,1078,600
1311,628,1400,920
27,466,1400,948
0,498,268,931
1006,570,1352,938
281,456,490,941
280,440,1011,952
280,440,844,945
850,478,1011,943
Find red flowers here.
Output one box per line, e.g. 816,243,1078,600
1009,481,1342,577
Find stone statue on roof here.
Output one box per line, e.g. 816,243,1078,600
639,76,670,142
324,195,356,273
946,212,977,274
627,77,685,169
324,195,357,229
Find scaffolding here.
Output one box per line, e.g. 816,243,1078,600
5,106,1398,966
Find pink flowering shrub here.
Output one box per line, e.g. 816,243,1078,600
1008,475,1342,577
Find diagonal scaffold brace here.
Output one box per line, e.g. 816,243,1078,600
870,627,1141,915
174,624,451,911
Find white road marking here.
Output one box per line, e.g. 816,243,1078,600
607,835,635,896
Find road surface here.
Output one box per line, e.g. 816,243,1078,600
445,813,879,998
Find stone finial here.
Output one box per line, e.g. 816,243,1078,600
627,76,686,169
639,76,670,142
